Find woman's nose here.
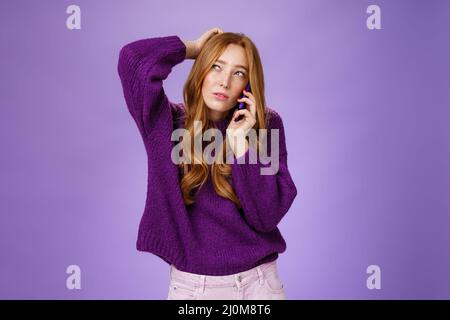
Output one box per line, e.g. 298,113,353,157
220,74,231,88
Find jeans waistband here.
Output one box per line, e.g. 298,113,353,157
169,260,278,288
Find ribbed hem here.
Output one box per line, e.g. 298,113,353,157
136,230,187,268
136,229,283,276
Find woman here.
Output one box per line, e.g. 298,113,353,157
117,27,298,300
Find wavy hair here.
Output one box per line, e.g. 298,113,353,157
179,32,268,207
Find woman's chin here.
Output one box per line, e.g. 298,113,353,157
206,102,231,112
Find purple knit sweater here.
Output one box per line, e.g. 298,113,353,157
117,35,298,276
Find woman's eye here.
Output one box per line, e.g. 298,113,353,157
212,64,245,77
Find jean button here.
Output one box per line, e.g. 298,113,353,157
237,275,242,282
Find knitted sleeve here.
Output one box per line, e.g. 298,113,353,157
230,110,298,233
117,35,186,139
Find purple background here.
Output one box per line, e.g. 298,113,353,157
1,0,449,299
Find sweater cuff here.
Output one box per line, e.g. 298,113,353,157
128,35,186,68
164,35,187,59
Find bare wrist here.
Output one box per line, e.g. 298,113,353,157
182,40,198,59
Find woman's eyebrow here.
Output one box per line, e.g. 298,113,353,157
216,59,248,72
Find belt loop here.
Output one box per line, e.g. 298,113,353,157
256,266,264,285
235,273,243,288
199,275,206,293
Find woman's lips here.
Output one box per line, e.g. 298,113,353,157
213,93,229,101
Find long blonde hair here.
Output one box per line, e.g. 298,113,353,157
179,32,268,207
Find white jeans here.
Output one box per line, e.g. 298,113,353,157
167,260,287,300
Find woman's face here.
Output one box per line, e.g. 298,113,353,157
201,44,249,121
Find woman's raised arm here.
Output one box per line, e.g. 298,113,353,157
117,35,186,139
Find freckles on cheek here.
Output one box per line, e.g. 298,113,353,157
202,79,212,90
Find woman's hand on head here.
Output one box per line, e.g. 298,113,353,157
195,27,224,49
192,28,224,58
183,28,223,59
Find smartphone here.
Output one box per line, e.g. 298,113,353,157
234,82,251,122
237,82,251,110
